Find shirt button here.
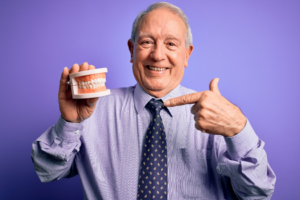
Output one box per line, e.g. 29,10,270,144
75,130,80,134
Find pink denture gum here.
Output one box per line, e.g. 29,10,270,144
69,68,110,99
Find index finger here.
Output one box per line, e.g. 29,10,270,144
164,92,204,107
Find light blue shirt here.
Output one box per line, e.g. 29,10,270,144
31,83,276,200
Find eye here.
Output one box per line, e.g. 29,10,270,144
140,40,153,47
142,41,152,44
168,42,175,46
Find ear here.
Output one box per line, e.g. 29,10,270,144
127,39,134,63
184,45,194,68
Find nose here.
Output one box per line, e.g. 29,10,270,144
150,42,165,62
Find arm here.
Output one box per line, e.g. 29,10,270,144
32,62,98,182
31,116,83,182
216,120,276,199
165,78,276,199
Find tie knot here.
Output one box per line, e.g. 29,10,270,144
146,98,164,114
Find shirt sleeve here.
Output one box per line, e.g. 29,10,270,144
31,116,84,182
216,119,276,200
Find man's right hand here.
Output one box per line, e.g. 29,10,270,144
58,62,99,123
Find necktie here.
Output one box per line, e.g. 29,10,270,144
137,99,168,200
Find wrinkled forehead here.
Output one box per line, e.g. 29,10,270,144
136,8,186,40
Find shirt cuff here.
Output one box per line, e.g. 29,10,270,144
224,119,259,160
54,115,84,142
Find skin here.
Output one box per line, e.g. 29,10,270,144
59,62,99,123
58,7,247,136
128,8,193,98
165,78,247,137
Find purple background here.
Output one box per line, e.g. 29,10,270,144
0,0,299,199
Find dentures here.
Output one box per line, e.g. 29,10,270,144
75,73,106,94
68,68,110,99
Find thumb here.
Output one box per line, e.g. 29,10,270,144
86,97,99,107
209,78,221,95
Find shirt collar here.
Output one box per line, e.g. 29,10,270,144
133,83,183,116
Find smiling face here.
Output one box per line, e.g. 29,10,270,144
128,8,193,98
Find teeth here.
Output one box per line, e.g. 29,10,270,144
78,79,106,90
148,66,167,71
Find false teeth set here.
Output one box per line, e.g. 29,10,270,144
68,68,110,99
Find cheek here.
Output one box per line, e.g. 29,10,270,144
170,53,186,73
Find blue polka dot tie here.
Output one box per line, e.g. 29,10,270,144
137,99,168,200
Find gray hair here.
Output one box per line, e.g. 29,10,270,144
130,2,193,48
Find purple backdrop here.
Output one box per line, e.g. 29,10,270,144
0,0,299,199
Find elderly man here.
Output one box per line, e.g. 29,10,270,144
31,2,276,200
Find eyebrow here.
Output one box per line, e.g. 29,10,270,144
138,33,182,42
138,33,153,38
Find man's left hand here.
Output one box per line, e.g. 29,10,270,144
164,78,247,137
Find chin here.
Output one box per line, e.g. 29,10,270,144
144,81,167,91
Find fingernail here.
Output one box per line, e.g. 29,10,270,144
164,100,170,106
87,102,95,107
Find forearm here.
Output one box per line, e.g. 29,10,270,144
31,116,83,182
216,120,276,199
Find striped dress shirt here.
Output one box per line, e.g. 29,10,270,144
31,83,276,200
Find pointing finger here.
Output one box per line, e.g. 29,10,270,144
209,78,221,95
164,92,204,107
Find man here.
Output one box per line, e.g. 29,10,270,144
31,2,276,199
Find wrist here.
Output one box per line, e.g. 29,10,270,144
61,114,83,123
225,115,247,137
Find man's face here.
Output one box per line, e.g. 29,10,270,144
128,8,193,98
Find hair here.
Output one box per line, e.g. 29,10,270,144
130,2,193,48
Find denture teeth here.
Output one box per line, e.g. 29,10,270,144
91,79,94,84
82,85,86,89
92,84,95,89
87,81,90,84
